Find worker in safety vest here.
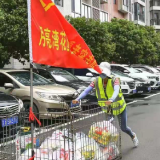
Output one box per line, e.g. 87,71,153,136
72,62,139,147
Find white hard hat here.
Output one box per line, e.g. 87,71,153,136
99,62,111,79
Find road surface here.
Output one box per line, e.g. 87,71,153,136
122,93,160,160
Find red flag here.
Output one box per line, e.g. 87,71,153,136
27,0,102,73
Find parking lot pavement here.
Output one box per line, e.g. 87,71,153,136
121,93,160,160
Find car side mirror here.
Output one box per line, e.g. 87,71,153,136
124,70,129,74
4,83,14,89
86,73,93,77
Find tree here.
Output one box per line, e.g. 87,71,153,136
107,19,159,65
66,16,116,64
0,0,28,68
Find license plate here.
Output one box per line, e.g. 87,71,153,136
133,90,137,94
1,116,18,127
148,87,151,91
138,91,143,93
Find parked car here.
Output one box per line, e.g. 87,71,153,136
111,69,151,94
0,70,80,118
62,68,97,82
0,91,24,134
111,70,137,95
64,67,136,96
131,64,160,76
156,68,160,72
135,68,160,89
30,67,97,105
111,64,152,93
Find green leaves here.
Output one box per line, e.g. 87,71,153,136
67,16,116,63
0,2,160,68
68,17,160,66
0,0,28,68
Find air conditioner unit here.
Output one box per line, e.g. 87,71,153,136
100,0,108,4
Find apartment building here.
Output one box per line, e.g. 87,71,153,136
4,0,148,69
132,0,146,26
147,0,160,31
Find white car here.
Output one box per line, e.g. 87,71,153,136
72,68,134,96
111,64,152,83
132,65,160,78
111,64,152,93
111,71,136,95
135,68,160,89
111,70,151,94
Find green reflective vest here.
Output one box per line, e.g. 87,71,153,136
95,76,126,116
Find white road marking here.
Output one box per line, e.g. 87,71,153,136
144,92,160,99
127,100,137,105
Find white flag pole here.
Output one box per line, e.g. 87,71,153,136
27,0,34,157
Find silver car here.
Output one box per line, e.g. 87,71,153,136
0,70,81,118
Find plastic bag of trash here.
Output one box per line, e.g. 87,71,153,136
62,128,74,141
75,132,100,160
36,149,55,160
88,121,119,146
100,143,119,160
18,149,34,160
19,148,54,160
40,130,64,151
40,136,62,151
16,133,39,151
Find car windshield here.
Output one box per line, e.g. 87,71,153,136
156,68,160,72
112,70,131,78
150,67,159,73
9,71,54,86
136,68,147,72
125,67,140,73
51,69,79,82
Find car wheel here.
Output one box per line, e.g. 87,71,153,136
23,101,39,113
23,101,39,123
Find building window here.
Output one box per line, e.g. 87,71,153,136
134,3,145,22
150,11,160,25
54,0,63,7
150,0,160,7
82,4,91,18
72,0,81,18
123,0,128,7
114,0,116,4
100,11,108,22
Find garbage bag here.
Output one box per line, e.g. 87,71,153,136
88,121,119,146
19,149,54,160
100,143,119,160
18,149,34,160
16,133,39,150
75,132,100,160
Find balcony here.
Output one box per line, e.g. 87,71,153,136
150,19,160,29
150,0,160,10
134,14,145,25
118,0,128,13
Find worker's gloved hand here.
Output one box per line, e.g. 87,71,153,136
105,101,112,106
71,100,79,108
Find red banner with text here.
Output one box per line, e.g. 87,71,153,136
28,0,102,73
